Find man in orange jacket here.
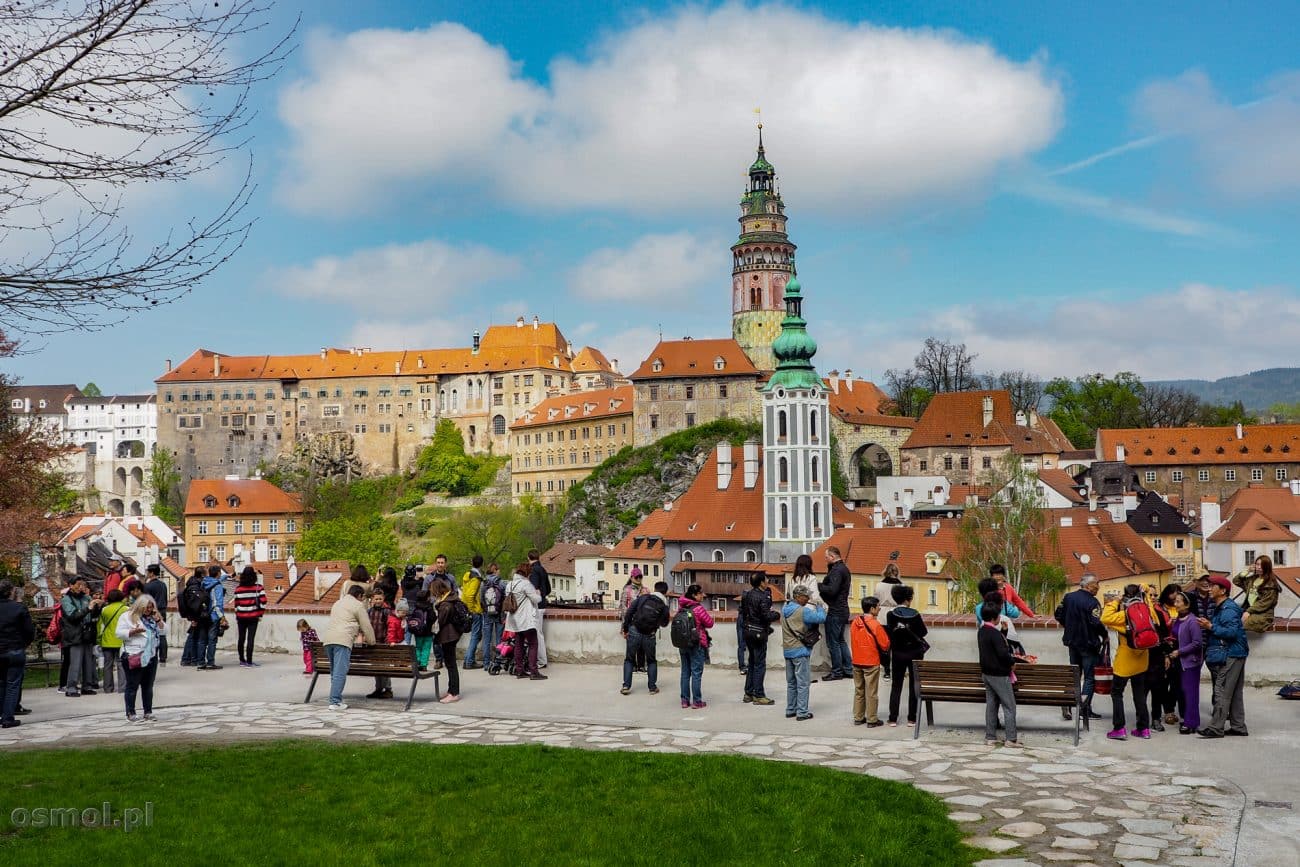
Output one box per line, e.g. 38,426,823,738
850,596,891,727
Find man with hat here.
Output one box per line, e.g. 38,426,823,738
1197,574,1249,738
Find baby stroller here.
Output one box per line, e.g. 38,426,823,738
487,630,516,676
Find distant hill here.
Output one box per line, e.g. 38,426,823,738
1149,368,1300,413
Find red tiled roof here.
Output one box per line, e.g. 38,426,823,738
571,346,615,374
1275,567,1300,604
664,446,766,543
512,385,632,430
1038,469,1088,504
810,525,960,579
1098,425,1300,466
8,384,82,413
1207,508,1299,544
1046,509,1175,585
184,479,304,516
541,542,612,576
902,390,1070,453
950,484,994,504
629,338,759,380
824,379,916,429
272,560,351,607
609,509,674,560
1221,485,1300,525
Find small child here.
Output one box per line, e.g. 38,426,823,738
977,593,1022,747
409,589,436,670
849,596,890,726
390,600,411,644
297,619,319,675
368,591,395,699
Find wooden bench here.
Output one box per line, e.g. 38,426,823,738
912,660,1083,746
303,643,440,711
24,609,60,687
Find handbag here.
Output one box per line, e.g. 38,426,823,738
127,652,143,669
1092,644,1113,695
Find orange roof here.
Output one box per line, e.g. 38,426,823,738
273,560,351,607
1038,469,1088,504
824,379,915,428
902,390,1071,453
1207,508,1299,544
571,346,616,374
184,479,304,517
156,320,583,384
609,508,675,561
811,525,960,579
512,385,632,430
1274,567,1300,603
1221,485,1300,525
1046,509,1175,584
950,484,994,504
1098,424,1300,466
629,338,759,380
540,542,612,576
663,446,766,542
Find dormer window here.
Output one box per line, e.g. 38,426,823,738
203,495,218,508
714,356,726,371
227,495,240,508
651,359,663,373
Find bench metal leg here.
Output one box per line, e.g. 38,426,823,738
925,699,934,726
1074,698,1082,747
304,672,320,705
433,672,442,700
404,676,419,711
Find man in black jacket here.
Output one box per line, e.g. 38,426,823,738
978,596,1022,747
739,572,781,705
620,581,670,695
0,580,35,727
143,565,170,665
1054,573,1106,720
528,549,552,667
818,547,853,680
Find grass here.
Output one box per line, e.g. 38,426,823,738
0,741,985,866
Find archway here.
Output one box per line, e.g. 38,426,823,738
107,498,124,517
129,500,142,516
130,466,144,494
115,466,127,492
853,443,893,488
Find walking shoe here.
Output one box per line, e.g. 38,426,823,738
143,713,157,721
1061,707,1073,720
205,665,224,671
620,687,631,695
15,707,31,715
1197,728,1224,738
1004,740,1025,748
0,720,19,728
1226,729,1249,736
887,721,897,727
752,697,774,706
1179,725,1195,734
196,665,209,670
866,720,884,728
854,719,867,726
743,694,754,703
528,673,548,681
1086,709,1105,720
648,687,659,695
682,700,691,709
439,694,461,703
1133,728,1152,739
1106,728,1127,740
738,668,747,675
378,689,394,699
248,661,261,667
365,689,384,699
65,690,80,697
785,711,796,718
463,663,480,670
985,738,1001,746
1151,719,1165,732
126,712,138,722
239,661,251,667
327,703,347,710
692,701,707,709
796,713,814,721
81,689,97,696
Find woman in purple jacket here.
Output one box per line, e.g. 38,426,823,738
1169,591,1204,734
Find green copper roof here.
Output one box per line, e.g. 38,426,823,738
763,276,822,392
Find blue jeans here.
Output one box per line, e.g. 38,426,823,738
479,617,502,667
744,637,768,698
785,655,811,716
1,648,25,722
198,620,218,666
1068,646,1100,700
735,616,746,669
623,628,658,690
181,625,198,664
326,644,351,705
465,613,484,665
679,645,706,704
825,612,851,676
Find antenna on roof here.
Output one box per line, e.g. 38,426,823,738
658,323,662,340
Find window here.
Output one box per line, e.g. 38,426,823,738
943,455,953,471
652,565,659,577
1175,538,1185,549
812,502,821,530
778,457,789,485
197,546,209,562
251,520,261,533
233,520,244,534
649,414,659,430
197,521,208,535
810,410,818,440
1198,469,1210,482
1152,538,1163,550
719,384,728,398
269,543,280,560
215,545,227,561
777,410,787,439
1171,470,1184,482
1278,468,1289,481
685,385,694,400
1251,468,1264,482
1274,549,1287,566
919,460,928,472
269,519,279,533
648,386,659,401
286,543,296,558
982,456,992,469
928,588,938,607
354,424,367,433
779,504,789,532
215,520,226,534
960,456,970,471
1244,550,1256,566
1145,471,1157,483
1225,469,1237,482
682,550,694,562
712,549,724,562
685,413,695,427
287,519,297,532
493,394,503,406
322,405,341,417
1175,564,1188,577
493,415,506,435
811,456,820,485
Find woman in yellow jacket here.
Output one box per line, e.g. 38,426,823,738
1100,584,1152,740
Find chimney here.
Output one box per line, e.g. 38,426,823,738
929,520,940,536
1028,409,1039,427
844,369,853,390
320,347,327,359
663,499,673,511
1290,479,1300,497
394,361,400,375
982,395,994,427
533,315,540,330
872,504,885,528
828,374,839,394
1116,443,1126,462
934,487,948,506
516,316,525,328
716,443,733,490
1235,422,1243,440
1088,492,1098,512
472,331,481,353
213,354,221,377
742,438,760,489
165,359,172,372
1015,410,1027,426
417,356,424,369
1200,498,1222,541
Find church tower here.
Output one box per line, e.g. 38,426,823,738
731,125,796,372
761,276,832,564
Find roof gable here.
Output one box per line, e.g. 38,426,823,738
629,338,759,380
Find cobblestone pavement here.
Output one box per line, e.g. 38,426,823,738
4,699,1242,866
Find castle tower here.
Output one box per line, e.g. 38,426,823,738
761,276,832,563
731,125,796,372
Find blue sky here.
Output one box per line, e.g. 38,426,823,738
9,0,1300,392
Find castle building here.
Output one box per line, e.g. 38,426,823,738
731,126,796,373
183,478,305,567
509,385,634,504
628,338,761,446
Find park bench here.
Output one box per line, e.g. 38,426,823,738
303,643,441,711
912,660,1083,746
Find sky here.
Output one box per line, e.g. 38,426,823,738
7,0,1300,393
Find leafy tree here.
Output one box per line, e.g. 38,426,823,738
297,515,399,569
913,337,980,394
1267,402,1300,423
949,453,1064,613
882,367,933,419
984,370,1044,416
415,419,504,496
1045,372,1145,449
1200,400,1258,426
81,382,103,397
430,499,559,574
148,449,183,526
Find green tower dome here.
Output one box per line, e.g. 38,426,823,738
763,276,822,392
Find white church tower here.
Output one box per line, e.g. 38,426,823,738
761,276,833,563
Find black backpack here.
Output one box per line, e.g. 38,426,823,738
179,577,212,621
632,595,667,634
450,599,472,634
405,606,431,637
670,606,699,650
481,578,504,617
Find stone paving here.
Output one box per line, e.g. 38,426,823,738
3,699,1242,866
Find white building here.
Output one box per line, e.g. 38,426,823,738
64,394,158,516
1201,482,1300,572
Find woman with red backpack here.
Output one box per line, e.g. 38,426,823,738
1101,584,1153,740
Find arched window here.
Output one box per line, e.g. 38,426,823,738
811,455,820,485
438,389,446,412
451,388,459,411
780,504,789,531
777,410,787,439
812,502,821,530
492,415,506,435
744,549,757,563
778,456,789,485
683,550,694,562
712,549,724,562
810,410,818,439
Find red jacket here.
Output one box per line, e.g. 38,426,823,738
850,613,891,666
386,612,405,644
1001,582,1036,618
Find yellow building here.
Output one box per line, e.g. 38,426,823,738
183,478,305,566
509,386,634,504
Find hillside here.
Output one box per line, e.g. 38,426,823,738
559,418,761,545
1150,368,1300,413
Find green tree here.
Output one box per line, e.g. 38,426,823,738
1198,400,1258,426
81,382,103,397
1045,372,1146,449
148,449,183,525
431,498,561,575
297,515,400,569
949,454,1064,613
415,419,504,496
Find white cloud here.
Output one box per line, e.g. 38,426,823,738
1135,69,1300,201
269,237,521,310
819,284,1300,382
277,5,1061,214
568,232,720,302
344,316,471,352
595,326,664,376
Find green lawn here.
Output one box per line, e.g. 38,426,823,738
0,741,988,865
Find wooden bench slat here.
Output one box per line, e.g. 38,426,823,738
912,659,1084,746
303,642,440,710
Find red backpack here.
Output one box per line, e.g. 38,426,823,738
1123,598,1160,650
46,606,63,645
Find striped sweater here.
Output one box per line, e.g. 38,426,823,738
233,584,267,620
